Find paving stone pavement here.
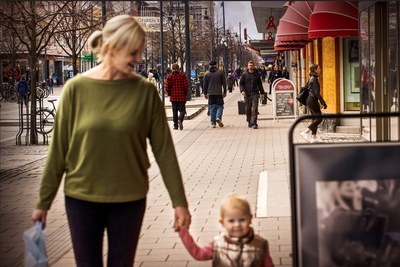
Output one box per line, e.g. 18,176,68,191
1,83,366,267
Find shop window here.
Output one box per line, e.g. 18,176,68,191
343,38,360,111
359,6,376,113
388,1,399,112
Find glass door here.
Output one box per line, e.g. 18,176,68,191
387,1,400,140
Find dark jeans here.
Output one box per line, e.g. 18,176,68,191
306,96,323,135
65,196,146,267
171,101,186,128
244,94,260,124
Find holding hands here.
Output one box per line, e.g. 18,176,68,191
174,206,191,231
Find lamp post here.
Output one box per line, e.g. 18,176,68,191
160,1,165,105
222,2,228,77
184,0,191,101
239,22,242,68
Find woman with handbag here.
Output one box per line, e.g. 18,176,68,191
300,64,327,143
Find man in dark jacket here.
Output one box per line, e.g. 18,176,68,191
240,61,265,129
17,75,29,105
203,60,227,128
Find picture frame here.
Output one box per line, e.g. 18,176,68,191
293,142,400,267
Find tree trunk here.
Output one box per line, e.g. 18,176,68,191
30,54,38,144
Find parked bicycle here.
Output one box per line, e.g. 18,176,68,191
36,99,56,134
1,82,18,102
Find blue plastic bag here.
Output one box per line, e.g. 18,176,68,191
23,222,48,267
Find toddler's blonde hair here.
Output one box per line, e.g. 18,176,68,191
220,194,252,218
88,15,146,62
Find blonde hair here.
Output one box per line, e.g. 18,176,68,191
220,194,252,218
88,15,146,62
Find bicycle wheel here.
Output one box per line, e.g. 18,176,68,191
36,87,44,99
9,90,18,102
36,108,55,134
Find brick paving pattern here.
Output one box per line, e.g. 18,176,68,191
1,84,365,267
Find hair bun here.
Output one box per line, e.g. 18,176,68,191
88,30,103,53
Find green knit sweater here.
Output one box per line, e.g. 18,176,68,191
36,74,188,210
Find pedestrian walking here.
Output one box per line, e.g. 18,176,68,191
203,60,227,128
282,66,290,80
165,63,189,130
267,64,282,94
147,72,157,87
300,63,327,143
17,75,29,105
30,15,191,266
179,194,275,267
232,69,239,86
46,76,54,94
240,61,265,129
227,72,234,93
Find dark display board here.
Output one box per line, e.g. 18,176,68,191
275,91,295,117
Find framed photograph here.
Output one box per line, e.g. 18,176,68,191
294,142,400,267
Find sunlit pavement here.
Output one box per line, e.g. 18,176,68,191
1,82,363,267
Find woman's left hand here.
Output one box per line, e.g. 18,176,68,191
173,206,191,232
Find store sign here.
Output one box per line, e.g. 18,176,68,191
63,65,73,71
135,16,166,32
274,79,295,91
265,15,277,41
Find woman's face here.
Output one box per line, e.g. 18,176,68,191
315,66,322,75
109,43,144,76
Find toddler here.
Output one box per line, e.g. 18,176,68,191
179,194,274,267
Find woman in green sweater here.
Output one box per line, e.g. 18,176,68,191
31,15,191,266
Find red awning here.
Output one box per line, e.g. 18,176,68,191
274,40,307,51
243,43,261,56
308,1,358,38
274,1,315,51
275,1,315,42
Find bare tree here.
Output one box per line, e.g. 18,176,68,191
54,1,133,75
0,1,67,144
53,1,102,76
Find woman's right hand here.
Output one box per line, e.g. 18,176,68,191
31,209,48,228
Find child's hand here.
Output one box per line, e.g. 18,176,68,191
174,206,191,232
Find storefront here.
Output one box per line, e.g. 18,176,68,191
271,1,399,140
359,1,399,140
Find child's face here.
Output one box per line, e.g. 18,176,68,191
219,208,252,238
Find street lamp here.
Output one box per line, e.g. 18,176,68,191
222,2,228,77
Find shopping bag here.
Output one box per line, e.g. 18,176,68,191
23,222,48,267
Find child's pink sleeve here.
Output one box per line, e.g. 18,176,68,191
262,247,275,267
179,228,213,260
